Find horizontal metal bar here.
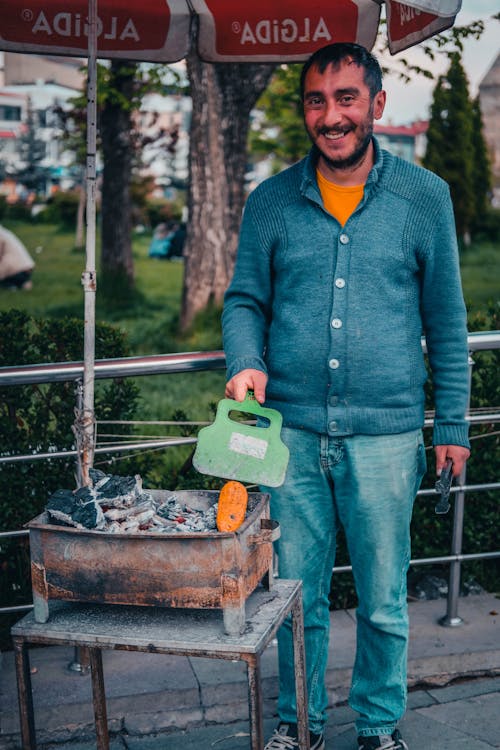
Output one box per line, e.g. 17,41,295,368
423,412,500,427
467,413,500,424
0,436,198,464
0,350,226,386
333,549,500,574
0,604,33,615
417,482,500,496
409,551,500,565
421,331,500,354
0,529,29,539
1,331,499,387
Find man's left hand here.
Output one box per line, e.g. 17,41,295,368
434,445,470,477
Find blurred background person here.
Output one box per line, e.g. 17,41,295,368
148,222,174,259
0,224,35,290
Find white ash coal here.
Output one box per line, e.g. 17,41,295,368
45,470,225,534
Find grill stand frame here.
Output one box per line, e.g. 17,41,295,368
12,579,309,750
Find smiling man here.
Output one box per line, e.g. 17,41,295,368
222,43,470,750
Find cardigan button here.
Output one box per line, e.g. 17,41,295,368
339,234,349,244
335,278,346,288
329,358,340,369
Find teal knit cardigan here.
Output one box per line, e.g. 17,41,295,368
222,140,470,449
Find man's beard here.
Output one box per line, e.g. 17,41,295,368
317,125,373,172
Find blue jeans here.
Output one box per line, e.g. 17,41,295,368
264,427,426,736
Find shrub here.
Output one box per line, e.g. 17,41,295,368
0,200,32,222
0,310,140,644
144,197,184,230
35,190,82,227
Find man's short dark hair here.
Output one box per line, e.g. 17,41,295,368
300,43,383,100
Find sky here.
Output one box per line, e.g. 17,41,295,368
379,0,499,125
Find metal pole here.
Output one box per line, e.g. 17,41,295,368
74,378,84,488
440,353,474,627
80,0,98,486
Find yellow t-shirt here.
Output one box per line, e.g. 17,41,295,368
316,169,364,227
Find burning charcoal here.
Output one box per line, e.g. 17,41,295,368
46,478,251,535
106,521,122,534
93,473,143,507
205,504,217,529
89,468,108,487
150,514,177,530
157,498,185,521
46,487,106,530
134,509,155,525
184,516,211,532
121,518,140,532
103,498,154,522
139,491,155,504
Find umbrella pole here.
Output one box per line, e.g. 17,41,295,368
79,0,98,486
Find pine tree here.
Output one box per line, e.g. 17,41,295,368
423,53,475,243
16,97,47,195
422,76,447,177
470,95,492,234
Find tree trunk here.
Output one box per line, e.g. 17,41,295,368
180,53,275,331
100,61,136,293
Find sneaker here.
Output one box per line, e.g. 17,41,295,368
264,721,325,750
358,729,409,750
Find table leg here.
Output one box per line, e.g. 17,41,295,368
88,648,109,750
13,637,37,750
292,591,310,750
223,602,246,636
246,654,264,750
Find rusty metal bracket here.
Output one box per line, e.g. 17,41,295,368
247,519,280,546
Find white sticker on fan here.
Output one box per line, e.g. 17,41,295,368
228,432,268,460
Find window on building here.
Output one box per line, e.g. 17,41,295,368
0,105,22,122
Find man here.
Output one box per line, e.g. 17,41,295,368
222,43,470,750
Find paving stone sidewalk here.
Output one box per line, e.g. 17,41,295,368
1,593,499,749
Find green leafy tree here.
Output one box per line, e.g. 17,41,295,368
249,64,309,174
423,53,475,243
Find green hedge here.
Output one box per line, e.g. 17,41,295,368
0,310,140,645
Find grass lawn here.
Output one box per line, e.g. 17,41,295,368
0,222,189,350
2,220,498,322
0,220,226,425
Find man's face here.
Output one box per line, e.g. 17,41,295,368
303,59,386,173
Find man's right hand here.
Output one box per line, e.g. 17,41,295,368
225,369,268,404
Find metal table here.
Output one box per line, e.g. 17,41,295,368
12,579,309,750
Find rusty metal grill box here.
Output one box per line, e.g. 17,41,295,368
27,490,277,635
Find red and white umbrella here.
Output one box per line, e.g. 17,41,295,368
0,0,462,482
0,0,461,61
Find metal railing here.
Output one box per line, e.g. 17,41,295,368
1,332,499,628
